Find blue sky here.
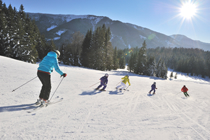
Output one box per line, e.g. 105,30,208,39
4,0,210,43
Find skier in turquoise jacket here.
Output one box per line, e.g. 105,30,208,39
36,50,67,107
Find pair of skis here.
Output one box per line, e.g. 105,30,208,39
24,98,63,113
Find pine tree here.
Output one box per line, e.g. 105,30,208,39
174,73,177,79
160,61,168,79
70,31,84,66
104,26,113,70
74,25,113,70
128,48,138,72
119,56,125,69
61,32,84,66
156,58,162,78
128,53,134,72
146,56,156,76
135,40,147,75
105,42,114,70
45,39,55,53
113,47,119,70
14,9,25,60
62,43,71,65
118,49,125,69
20,14,38,63
89,25,110,70
4,4,16,58
80,29,92,67
206,51,210,77
36,34,46,60
90,27,102,69
170,72,173,79
0,1,7,55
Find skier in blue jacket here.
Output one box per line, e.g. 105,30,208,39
95,73,109,91
149,82,157,94
36,50,67,107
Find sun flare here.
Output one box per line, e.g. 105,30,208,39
179,1,197,20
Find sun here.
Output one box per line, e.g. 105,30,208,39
179,1,198,20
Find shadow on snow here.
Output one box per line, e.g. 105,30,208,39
0,103,34,112
79,90,101,95
109,90,123,95
79,90,124,96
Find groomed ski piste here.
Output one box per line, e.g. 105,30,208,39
0,55,210,140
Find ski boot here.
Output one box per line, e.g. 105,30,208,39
40,100,49,107
35,98,42,105
95,88,99,90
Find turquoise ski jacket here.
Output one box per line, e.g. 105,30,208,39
38,51,64,75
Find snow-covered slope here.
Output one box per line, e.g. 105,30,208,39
0,56,210,140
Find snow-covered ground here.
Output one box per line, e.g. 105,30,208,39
0,56,210,140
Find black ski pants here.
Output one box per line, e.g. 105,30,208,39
37,71,51,100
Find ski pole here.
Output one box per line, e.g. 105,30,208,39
12,76,37,92
123,85,130,93
116,81,122,86
89,82,100,87
49,77,64,101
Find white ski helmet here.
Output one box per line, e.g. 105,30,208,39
53,50,60,58
105,73,109,77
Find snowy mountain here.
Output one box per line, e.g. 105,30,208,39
170,34,210,51
28,13,210,51
1,56,210,140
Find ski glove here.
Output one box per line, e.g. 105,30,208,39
61,73,67,78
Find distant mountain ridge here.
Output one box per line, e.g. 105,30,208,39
28,13,210,51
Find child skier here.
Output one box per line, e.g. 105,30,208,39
36,50,67,107
149,82,157,94
95,73,109,91
116,75,131,90
181,85,189,97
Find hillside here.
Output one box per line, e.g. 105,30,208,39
28,13,210,51
0,56,210,140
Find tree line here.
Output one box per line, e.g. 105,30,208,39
147,47,210,78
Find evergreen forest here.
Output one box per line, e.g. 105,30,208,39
0,0,56,63
147,47,210,78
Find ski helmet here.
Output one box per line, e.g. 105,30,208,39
53,50,60,58
105,73,109,77
154,82,156,84
126,75,129,77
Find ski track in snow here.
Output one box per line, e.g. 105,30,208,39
162,95,210,140
0,56,210,140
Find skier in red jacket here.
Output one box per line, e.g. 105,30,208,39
181,85,189,97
